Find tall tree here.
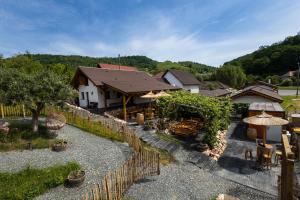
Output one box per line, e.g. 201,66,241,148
0,68,76,132
215,65,246,88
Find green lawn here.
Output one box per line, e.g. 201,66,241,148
278,86,299,90
0,162,80,200
281,95,298,109
0,121,62,152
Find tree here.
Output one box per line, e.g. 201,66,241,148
0,68,76,132
215,65,246,88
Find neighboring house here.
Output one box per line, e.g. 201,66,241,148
281,70,297,80
199,89,231,97
231,85,283,104
71,67,178,109
155,70,201,93
97,63,138,71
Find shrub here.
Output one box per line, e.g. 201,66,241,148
156,91,232,147
0,162,80,200
281,78,293,86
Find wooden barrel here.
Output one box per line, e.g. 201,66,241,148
136,113,144,125
247,128,257,140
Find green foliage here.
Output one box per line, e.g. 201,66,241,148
214,65,247,88
265,75,281,85
225,35,300,76
280,78,293,86
0,67,76,132
0,162,80,200
156,91,232,147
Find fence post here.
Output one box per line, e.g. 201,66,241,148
1,104,4,119
22,104,26,118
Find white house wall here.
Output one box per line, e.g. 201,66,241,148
232,95,274,104
164,71,199,93
183,85,199,93
78,79,99,108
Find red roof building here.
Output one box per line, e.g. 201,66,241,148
97,63,138,71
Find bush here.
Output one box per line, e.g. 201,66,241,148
156,91,232,147
281,78,293,86
0,162,80,200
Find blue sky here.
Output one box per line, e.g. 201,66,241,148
0,0,300,66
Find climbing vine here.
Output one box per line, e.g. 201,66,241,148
156,91,232,147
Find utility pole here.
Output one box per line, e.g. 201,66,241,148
118,54,121,70
297,60,300,97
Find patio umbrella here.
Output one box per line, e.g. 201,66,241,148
243,111,289,145
141,91,157,99
154,91,171,97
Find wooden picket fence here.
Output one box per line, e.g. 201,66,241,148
48,105,160,200
0,104,31,118
81,149,159,200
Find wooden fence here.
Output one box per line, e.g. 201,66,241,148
81,149,159,200
61,106,160,200
279,132,296,200
0,104,31,118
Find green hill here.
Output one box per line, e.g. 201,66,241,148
28,54,215,76
224,34,300,76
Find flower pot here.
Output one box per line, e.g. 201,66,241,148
67,170,85,187
52,141,67,152
198,143,209,152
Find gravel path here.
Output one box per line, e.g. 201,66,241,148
125,163,275,200
0,123,132,200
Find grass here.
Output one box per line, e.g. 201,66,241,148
278,86,299,90
65,114,124,142
0,121,62,152
155,131,183,145
142,143,175,165
0,162,80,200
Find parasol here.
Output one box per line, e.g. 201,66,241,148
155,91,171,97
243,111,289,145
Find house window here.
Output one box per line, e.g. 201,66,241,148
81,92,85,100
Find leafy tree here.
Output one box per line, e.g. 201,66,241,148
280,78,293,86
4,55,43,73
215,65,246,88
0,68,76,132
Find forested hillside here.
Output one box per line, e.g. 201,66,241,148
225,34,300,76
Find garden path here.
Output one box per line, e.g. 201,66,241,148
0,122,132,200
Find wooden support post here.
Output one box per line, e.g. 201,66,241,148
123,95,127,121
1,104,4,119
22,104,26,118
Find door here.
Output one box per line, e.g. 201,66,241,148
86,92,89,107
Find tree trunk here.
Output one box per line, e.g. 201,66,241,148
31,103,44,133
32,111,39,133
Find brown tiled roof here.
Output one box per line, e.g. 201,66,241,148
199,89,231,97
153,71,168,83
97,63,138,71
165,70,200,85
231,85,283,103
72,67,178,94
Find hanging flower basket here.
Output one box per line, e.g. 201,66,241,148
67,170,85,187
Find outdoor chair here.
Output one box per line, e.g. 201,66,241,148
244,148,253,160
274,144,283,166
262,147,272,169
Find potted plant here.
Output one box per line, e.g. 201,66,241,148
67,169,85,187
52,140,67,152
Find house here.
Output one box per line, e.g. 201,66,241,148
199,89,231,97
231,85,283,104
154,70,201,93
97,63,138,71
71,67,178,110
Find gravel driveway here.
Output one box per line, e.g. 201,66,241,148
0,123,132,200
125,163,275,200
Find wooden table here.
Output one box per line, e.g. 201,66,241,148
257,143,273,164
